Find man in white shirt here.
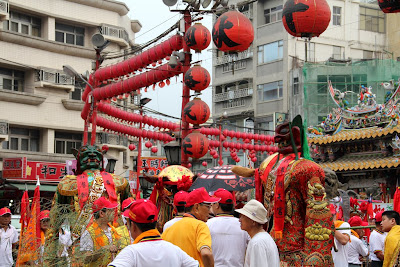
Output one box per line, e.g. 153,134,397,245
108,199,199,267
163,191,188,232
369,211,387,267
235,199,280,267
347,216,369,267
0,207,19,267
207,188,250,267
330,204,351,267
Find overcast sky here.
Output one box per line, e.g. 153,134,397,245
126,1,213,121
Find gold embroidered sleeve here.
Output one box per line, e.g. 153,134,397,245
57,175,78,196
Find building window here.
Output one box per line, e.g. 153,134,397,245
332,46,342,60
257,40,283,64
55,23,84,46
360,7,385,33
2,127,39,152
264,5,283,24
0,67,24,92
333,6,341,26
55,132,82,154
293,77,299,95
257,80,283,102
70,80,85,100
3,11,41,37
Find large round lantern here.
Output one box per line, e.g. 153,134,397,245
378,0,400,13
183,98,210,125
184,65,210,92
182,131,209,159
212,10,254,52
184,23,211,52
282,0,331,38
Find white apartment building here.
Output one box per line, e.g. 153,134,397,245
212,0,388,165
0,0,142,200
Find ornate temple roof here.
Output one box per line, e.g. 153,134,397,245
319,154,400,172
308,125,400,145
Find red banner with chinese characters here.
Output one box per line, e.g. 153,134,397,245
141,157,168,176
3,158,67,181
3,157,27,179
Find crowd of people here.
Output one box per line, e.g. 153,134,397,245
1,187,400,267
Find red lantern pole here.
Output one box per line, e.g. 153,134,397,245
181,10,192,167
218,123,223,166
136,107,143,199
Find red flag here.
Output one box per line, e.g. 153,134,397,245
394,187,400,213
16,185,41,265
20,190,30,232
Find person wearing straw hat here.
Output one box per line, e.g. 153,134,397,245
235,199,279,267
108,199,199,267
0,207,18,267
207,188,249,267
369,211,387,267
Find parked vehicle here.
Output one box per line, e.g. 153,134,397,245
11,215,21,235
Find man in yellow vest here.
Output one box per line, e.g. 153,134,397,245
381,210,400,267
80,197,130,267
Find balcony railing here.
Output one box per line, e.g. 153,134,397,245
214,48,253,66
242,9,253,20
96,132,128,146
214,87,253,102
223,98,246,109
0,121,8,135
35,70,74,85
99,24,130,44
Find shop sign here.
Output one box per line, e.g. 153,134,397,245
141,157,168,176
3,158,67,181
3,157,27,179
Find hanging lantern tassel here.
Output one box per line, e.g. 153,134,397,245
394,186,400,213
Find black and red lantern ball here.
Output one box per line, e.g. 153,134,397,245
184,65,210,92
378,0,400,13
182,131,209,159
183,98,210,125
282,0,331,38
184,23,211,52
212,10,254,52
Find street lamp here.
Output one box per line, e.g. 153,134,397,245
163,139,181,165
136,97,152,198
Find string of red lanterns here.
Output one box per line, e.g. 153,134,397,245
96,102,180,130
94,116,174,142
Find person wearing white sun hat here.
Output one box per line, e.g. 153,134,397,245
235,199,280,267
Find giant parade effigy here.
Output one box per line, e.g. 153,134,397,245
232,116,335,266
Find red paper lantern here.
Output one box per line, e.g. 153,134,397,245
184,65,210,92
183,98,210,125
128,144,136,151
212,10,254,52
182,131,209,159
282,0,331,38
202,161,208,167
184,23,211,52
251,157,257,163
145,141,152,148
102,145,109,151
378,0,400,13
151,147,158,153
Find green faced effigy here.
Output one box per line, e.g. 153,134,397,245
74,145,104,173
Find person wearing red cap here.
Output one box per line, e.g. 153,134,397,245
235,199,280,267
38,210,50,263
108,199,199,267
80,197,131,267
162,187,220,267
347,216,369,266
381,210,400,267
329,204,351,267
163,191,189,232
0,207,18,267
369,211,387,267
206,188,249,267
